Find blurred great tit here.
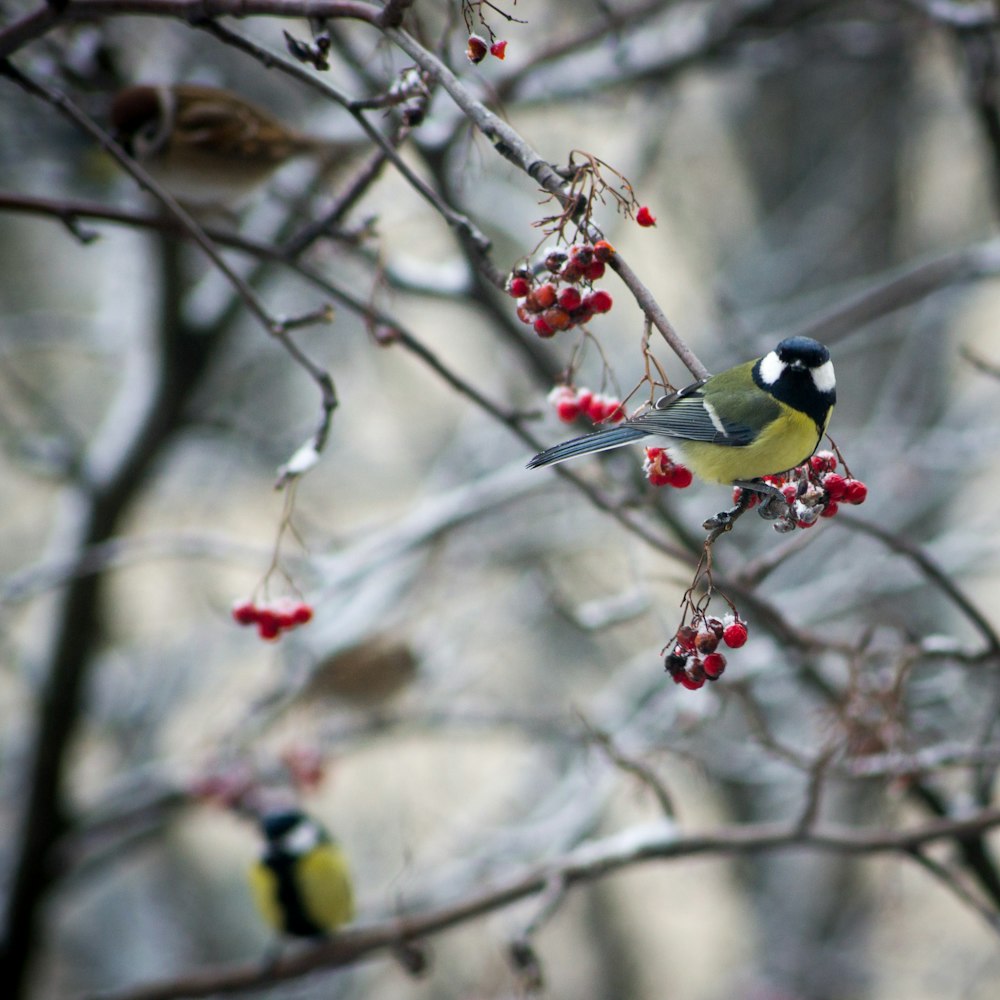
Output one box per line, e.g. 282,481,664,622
528,336,835,491
249,809,354,939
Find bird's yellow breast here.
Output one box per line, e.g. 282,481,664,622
249,843,354,936
674,405,827,483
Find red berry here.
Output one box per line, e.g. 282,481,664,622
678,670,705,690
557,286,582,310
797,519,817,529
569,306,594,325
607,403,626,423
821,500,839,518
705,617,725,638
560,261,584,283
544,250,567,272
508,275,530,297
273,603,299,629
649,470,674,486
593,240,615,262
533,316,554,338
490,40,508,59
843,479,868,505
695,630,719,654
257,614,281,641
636,205,657,227
556,399,580,422
821,472,847,501
515,305,531,324
670,465,693,488
584,261,606,281
291,603,313,625
675,626,698,651
722,622,748,649
231,600,258,626
587,395,611,421
645,446,664,460
568,244,594,266
541,306,572,331
810,450,837,473
702,652,727,679
781,483,798,504
531,283,557,310
585,290,613,313
466,34,488,63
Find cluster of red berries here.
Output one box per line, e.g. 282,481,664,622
643,446,693,489
664,614,748,690
467,35,507,62
509,241,615,338
733,450,867,531
232,598,314,641
549,385,625,424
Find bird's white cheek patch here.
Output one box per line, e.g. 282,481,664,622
811,360,836,394
284,823,321,855
757,351,784,385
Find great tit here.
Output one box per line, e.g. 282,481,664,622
249,809,354,939
528,336,835,491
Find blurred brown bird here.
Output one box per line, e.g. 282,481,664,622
110,83,356,209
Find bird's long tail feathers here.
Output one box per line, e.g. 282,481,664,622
527,425,650,468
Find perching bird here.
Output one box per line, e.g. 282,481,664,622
249,808,354,939
528,336,836,494
109,83,358,209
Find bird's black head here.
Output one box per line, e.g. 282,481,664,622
775,336,830,370
260,809,306,843
754,336,836,427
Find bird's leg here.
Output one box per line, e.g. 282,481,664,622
733,478,793,521
702,484,756,542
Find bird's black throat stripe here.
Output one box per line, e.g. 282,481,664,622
265,849,325,937
752,358,834,434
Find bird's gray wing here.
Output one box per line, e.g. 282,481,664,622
627,382,757,446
